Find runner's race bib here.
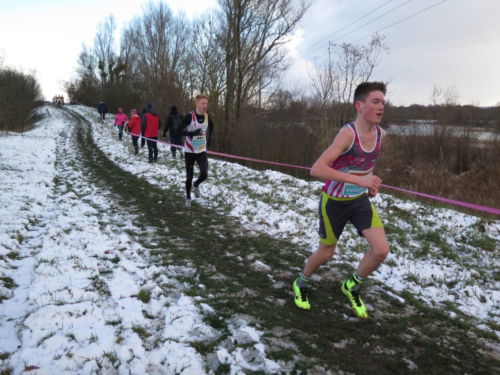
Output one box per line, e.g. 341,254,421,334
193,135,206,148
341,168,372,197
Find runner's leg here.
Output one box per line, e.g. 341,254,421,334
356,227,389,277
184,153,196,199
193,152,208,187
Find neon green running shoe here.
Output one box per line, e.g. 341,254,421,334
293,278,310,310
341,281,368,319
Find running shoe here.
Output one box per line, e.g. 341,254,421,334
341,282,368,319
293,278,310,310
185,198,192,207
193,186,201,199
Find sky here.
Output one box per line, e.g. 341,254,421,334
1,0,499,106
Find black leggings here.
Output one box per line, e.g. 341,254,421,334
185,152,208,199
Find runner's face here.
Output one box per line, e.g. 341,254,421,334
359,91,385,124
196,99,208,114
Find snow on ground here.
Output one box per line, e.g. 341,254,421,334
73,105,500,332
0,107,281,374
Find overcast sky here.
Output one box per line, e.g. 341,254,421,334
1,0,499,106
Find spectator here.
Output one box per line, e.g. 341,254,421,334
127,109,141,155
141,102,161,163
114,108,128,141
98,100,108,121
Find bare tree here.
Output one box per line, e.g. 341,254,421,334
429,84,443,106
335,34,387,124
443,83,460,106
123,1,192,109
94,15,117,86
191,10,226,106
218,0,310,122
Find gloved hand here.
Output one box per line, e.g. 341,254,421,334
207,136,212,147
190,129,202,137
122,122,125,126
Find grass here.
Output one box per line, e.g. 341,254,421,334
137,289,151,303
59,106,500,374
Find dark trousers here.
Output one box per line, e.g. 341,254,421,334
170,135,183,156
132,135,139,147
185,152,208,199
141,131,146,148
147,137,158,161
132,135,139,154
117,125,124,140
100,113,106,120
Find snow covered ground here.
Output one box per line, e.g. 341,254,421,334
0,108,282,374
1,105,500,374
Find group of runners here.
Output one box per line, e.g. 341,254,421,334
52,95,64,106
97,82,390,319
97,95,213,208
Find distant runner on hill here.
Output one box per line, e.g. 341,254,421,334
173,94,214,207
98,100,108,121
293,82,389,319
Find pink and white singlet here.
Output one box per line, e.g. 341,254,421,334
323,122,382,199
184,111,209,154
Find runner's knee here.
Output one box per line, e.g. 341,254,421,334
373,243,389,262
318,242,336,259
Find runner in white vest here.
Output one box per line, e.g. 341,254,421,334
173,94,214,207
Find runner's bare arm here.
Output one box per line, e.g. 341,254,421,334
367,127,386,197
310,127,382,191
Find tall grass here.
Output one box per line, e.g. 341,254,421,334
218,108,500,211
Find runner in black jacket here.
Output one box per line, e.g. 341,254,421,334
163,106,184,159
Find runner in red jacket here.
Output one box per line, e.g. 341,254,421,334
141,102,161,163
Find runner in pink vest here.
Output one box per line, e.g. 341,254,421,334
293,82,389,319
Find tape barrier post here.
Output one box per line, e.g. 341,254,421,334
127,127,132,156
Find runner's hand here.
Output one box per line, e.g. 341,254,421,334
207,136,212,147
358,175,381,191
191,129,202,136
368,188,378,198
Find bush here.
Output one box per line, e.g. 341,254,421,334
0,66,43,132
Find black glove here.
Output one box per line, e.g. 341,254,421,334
122,122,125,126
190,129,202,137
207,136,212,147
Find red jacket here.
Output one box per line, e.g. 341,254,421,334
128,115,141,136
144,112,160,138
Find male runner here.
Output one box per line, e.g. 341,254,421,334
173,94,214,207
293,82,389,319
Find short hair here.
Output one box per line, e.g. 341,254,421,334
353,82,386,112
195,94,209,102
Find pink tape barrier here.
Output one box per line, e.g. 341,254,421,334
77,103,500,216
